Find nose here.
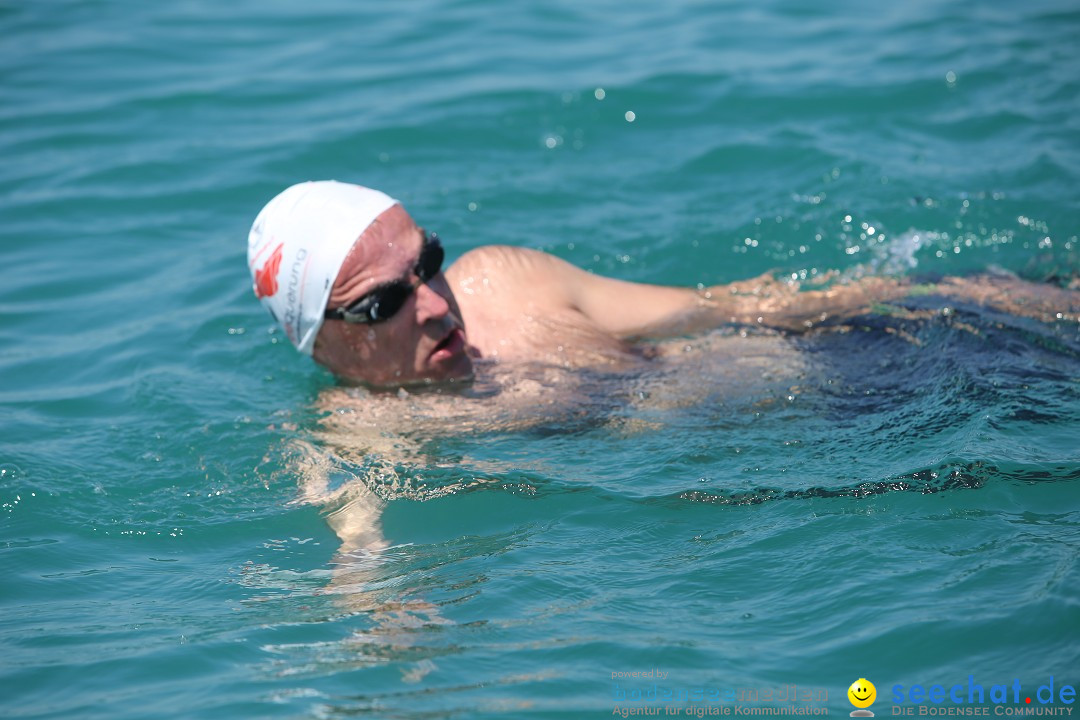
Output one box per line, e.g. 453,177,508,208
414,280,450,324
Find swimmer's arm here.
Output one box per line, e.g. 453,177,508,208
446,246,715,338
452,245,912,338
463,247,804,338
576,266,924,336
491,248,759,339
570,271,747,339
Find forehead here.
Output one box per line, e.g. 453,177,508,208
332,205,423,296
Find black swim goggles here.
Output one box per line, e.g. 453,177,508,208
324,232,445,324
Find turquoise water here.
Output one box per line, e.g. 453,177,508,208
3,0,1079,717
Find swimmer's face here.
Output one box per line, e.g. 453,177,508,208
847,679,876,709
314,204,474,387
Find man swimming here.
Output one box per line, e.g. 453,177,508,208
249,179,975,388
250,179,1078,620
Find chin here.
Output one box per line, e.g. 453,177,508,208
420,356,474,387
443,353,475,380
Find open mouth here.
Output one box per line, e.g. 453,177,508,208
430,327,463,360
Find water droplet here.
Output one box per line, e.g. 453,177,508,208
594,87,605,100
624,110,636,122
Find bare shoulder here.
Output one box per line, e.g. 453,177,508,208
446,244,561,283
445,245,606,360
445,245,577,311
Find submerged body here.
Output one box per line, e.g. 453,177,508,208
247,181,1080,556
306,270,1079,559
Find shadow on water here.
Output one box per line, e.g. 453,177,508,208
674,459,1080,507
657,289,1080,506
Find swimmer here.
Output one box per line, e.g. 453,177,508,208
250,180,956,388
248,180,1078,640
249,180,1076,390
250,180,1079,532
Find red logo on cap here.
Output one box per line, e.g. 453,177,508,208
254,243,283,299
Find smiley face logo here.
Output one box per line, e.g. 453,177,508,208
848,678,876,716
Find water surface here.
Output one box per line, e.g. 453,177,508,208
2,0,1079,717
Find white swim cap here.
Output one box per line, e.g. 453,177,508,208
247,180,398,355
